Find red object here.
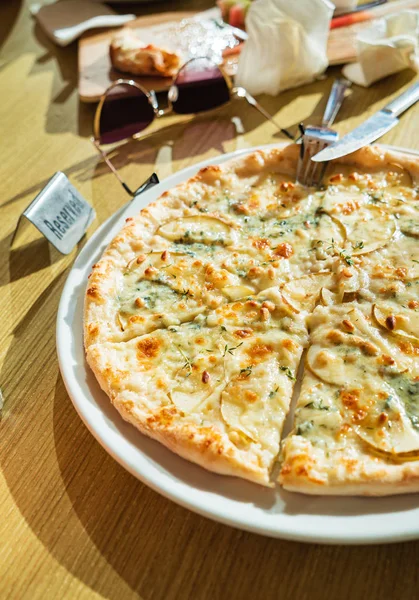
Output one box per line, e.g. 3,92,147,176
228,4,246,28
330,10,371,29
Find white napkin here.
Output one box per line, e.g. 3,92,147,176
235,0,334,96
31,0,135,47
343,11,419,87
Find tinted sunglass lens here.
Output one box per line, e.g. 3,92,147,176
170,58,230,115
98,84,155,144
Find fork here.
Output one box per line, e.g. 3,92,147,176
297,78,351,187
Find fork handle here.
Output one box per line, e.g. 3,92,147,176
322,78,351,128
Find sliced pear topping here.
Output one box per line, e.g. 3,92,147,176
221,389,258,443
352,384,419,455
373,303,419,344
357,442,419,463
324,213,348,242
400,221,419,238
280,293,300,314
221,358,289,451
337,264,369,297
312,213,346,247
281,271,334,312
386,162,414,187
169,390,204,414
344,307,399,357
306,310,393,386
350,208,396,255
222,284,256,301
307,344,359,386
157,215,236,245
320,287,340,306
169,347,225,414
124,251,163,276
116,312,127,332
322,190,368,215
355,421,419,456
323,206,396,256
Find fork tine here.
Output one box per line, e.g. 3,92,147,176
299,138,320,187
303,144,316,186
309,140,326,187
297,133,335,187
296,78,350,187
305,141,318,187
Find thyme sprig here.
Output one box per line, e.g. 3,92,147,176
175,345,193,377
239,365,253,378
327,238,354,266
223,342,243,357
279,366,296,381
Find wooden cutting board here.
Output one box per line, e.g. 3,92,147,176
327,19,371,66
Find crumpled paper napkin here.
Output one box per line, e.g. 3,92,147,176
235,0,334,96
343,11,419,87
31,0,135,47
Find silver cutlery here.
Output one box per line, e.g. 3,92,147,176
297,78,351,187
312,81,419,163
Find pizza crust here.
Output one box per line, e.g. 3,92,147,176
279,433,419,497
86,343,272,485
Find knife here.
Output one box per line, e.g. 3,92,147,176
312,82,419,163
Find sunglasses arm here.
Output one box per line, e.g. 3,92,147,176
233,87,294,140
91,137,136,197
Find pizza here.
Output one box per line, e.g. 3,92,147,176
110,30,181,78
84,144,419,494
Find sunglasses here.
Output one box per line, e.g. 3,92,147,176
91,57,293,197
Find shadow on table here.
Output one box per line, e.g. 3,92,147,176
0,105,287,221
0,232,58,287
0,0,23,50
1,96,286,213
8,237,53,282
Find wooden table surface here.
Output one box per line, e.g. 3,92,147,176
2,1,419,599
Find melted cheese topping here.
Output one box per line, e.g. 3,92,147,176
88,292,306,469
85,146,419,490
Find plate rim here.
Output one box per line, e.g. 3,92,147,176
57,143,419,545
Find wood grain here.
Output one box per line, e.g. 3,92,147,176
1,1,419,599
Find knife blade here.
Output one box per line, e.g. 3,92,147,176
312,82,419,163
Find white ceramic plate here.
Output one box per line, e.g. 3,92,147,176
57,144,419,545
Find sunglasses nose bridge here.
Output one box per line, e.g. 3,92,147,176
149,89,170,117
148,89,159,112
157,106,173,117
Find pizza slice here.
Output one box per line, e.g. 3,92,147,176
110,29,181,78
279,303,419,495
86,289,307,486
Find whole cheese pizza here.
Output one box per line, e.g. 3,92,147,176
84,144,419,495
